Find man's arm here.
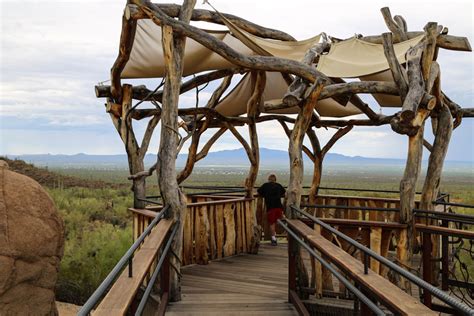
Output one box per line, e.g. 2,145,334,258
257,183,265,196
280,184,286,197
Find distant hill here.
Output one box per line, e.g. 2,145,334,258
4,148,472,169
0,157,118,189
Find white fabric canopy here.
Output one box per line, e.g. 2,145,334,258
215,72,362,117
316,35,424,78
122,20,322,78
121,20,424,115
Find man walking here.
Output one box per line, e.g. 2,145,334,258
257,174,286,246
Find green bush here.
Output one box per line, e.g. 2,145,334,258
49,187,133,304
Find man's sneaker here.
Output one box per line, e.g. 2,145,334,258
271,239,277,246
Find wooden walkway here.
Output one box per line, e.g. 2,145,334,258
166,243,298,315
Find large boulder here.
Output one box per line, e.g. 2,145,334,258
0,160,65,315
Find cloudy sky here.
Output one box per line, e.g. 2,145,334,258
1,0,473,161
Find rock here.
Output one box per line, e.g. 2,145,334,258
0,160,65,315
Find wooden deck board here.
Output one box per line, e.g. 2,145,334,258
166,243,298,315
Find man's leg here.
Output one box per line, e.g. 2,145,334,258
270,223,276,237
270,223,277,245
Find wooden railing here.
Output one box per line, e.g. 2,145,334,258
130,195,255,267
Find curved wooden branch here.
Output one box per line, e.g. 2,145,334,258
177,129,202,184
321,125,354,157
223,122,256,165
207,75,233,109
422,22,442,82
382,32,408,99
110,15,137,102
393,15,408,33
96,68,244,99
128,162,158,180
278,119,315,162
315,116,394,127
380,7,407,42
283,41,330,106
245,71,265,197
423,139,433,152
127,3,296,41
195,127,227,161
362,32,471,52
137,1,331,84
461,108,474,117
400,41,426,122
139,114,160,158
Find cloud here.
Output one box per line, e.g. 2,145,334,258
0,0,473,161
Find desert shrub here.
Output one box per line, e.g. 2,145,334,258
56,222,132,304
48,187,134,304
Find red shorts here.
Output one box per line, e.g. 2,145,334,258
267,208,283,224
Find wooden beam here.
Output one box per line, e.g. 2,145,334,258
400,41,426,122
382,32,408,99
157,0,196,301
96,68,243,99
362,32,471,52
283,41,330,107
127,3,296,41
380,7,407,42
110,14,137,103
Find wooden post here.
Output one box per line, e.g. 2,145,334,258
287,81,323,298
288,233,297,302
420,105,453,284
399,123,425,293
244,71,265,254
422,231,432,308
108,84,160,209
307,126,353,205
157,0,197,302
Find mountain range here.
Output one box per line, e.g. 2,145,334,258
4,148,472,169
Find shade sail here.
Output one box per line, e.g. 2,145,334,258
214,72,362,118
121,20,424,115
316,35,424,78
122,20,322,78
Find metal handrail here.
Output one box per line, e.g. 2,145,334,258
77,205,169,316
302,204,399,213
291,205,474,315
433,201,474,209
278,219,385,316
317,186,420,195
414,209,474,225
135,222,179,316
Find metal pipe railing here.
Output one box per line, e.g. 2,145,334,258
414,209,474,225
291,205,474,315
135,222,179,316
278,219,385,316
434,201,474,209
301,204,399,213
77,206,169,316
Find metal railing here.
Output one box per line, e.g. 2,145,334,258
301,203,399,213
414,208,474,309
135,222,179,315
78,205,172,316
414,209,474,225
291,205,474,315
278,219,385,316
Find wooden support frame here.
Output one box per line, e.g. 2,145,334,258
96,3,474,308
